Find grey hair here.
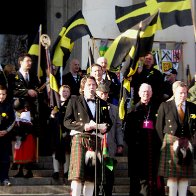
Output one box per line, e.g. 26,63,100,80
139,83,152,93
172,81,187,94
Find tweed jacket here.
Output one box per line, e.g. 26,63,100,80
64,95,112,133
156,100,196,141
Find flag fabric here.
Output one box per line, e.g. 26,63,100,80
86,45,94,74
118,12,159,120
28,25,43,79
51,10,92,68
186,64,192,86
45,48,60,109
49,66,60,109
115,0,193,32
105,12,159,72
102,134,113,171
99,39,109,57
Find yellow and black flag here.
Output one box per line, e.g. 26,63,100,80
118,12,159,120
86,45,94,74
28,25,43,80
46,51,60,109
51,10,93,68
104,11,159,72
115,0,193,32
186,64,192,87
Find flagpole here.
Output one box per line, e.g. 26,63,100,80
190,0,196,42
37,24,42,81
36,24,42,163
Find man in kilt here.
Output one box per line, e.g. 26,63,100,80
156,81,196,196
64,76,112,196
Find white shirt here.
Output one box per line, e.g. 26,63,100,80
85,97,96,118
175,101,186,113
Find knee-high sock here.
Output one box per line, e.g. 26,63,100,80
71,180,82,196
167,179,177,196
52,153,59,173
64,154,70,173
83,181,94,196
178,180,188,196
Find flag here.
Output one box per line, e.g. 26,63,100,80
118,12,159,120
102,134,113,171
115,0,193,32
51,10,92,68
44,46,60,108
186,64,192,86
49,67,60,109
86,45,94,74
105,12,159,72
28,25,43,80
99,39,109,57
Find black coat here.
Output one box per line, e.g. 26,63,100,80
62,72,81,95
124,101,161,178
64,95,112,133
156,100,196,141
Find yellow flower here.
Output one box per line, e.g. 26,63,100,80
190,114,196,119
2,113,7,117
15,75,19,80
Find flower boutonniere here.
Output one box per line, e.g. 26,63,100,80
147,70,154,78
15,74,19,80
190,114,196,119
1,113,7,118
102,106,107,110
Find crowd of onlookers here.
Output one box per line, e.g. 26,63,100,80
0,52,195,196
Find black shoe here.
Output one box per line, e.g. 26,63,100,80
64,172,68,179
187,189,194,196
24,171,33,178
11,163,18,170
52,172,59,180
13,171,24,177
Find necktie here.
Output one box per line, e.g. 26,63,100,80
87,98,95,103
178,103,184,122
24,72,29,83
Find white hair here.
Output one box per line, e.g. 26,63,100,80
139,83,152,93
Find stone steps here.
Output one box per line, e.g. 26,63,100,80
4,156,196,196
0,156,129,196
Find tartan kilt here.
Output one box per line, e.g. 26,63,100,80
158,133,195,178
68,134,102,182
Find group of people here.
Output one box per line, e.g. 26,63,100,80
124,53,196,196
0,51,195,196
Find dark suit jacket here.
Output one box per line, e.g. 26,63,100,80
62,72,81,95
105,71,120,103
64,95,112,133
13,71,40,98
156,100,196,141
13,71,40,122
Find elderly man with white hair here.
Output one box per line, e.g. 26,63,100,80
96,57,120,106
124,83,164,196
